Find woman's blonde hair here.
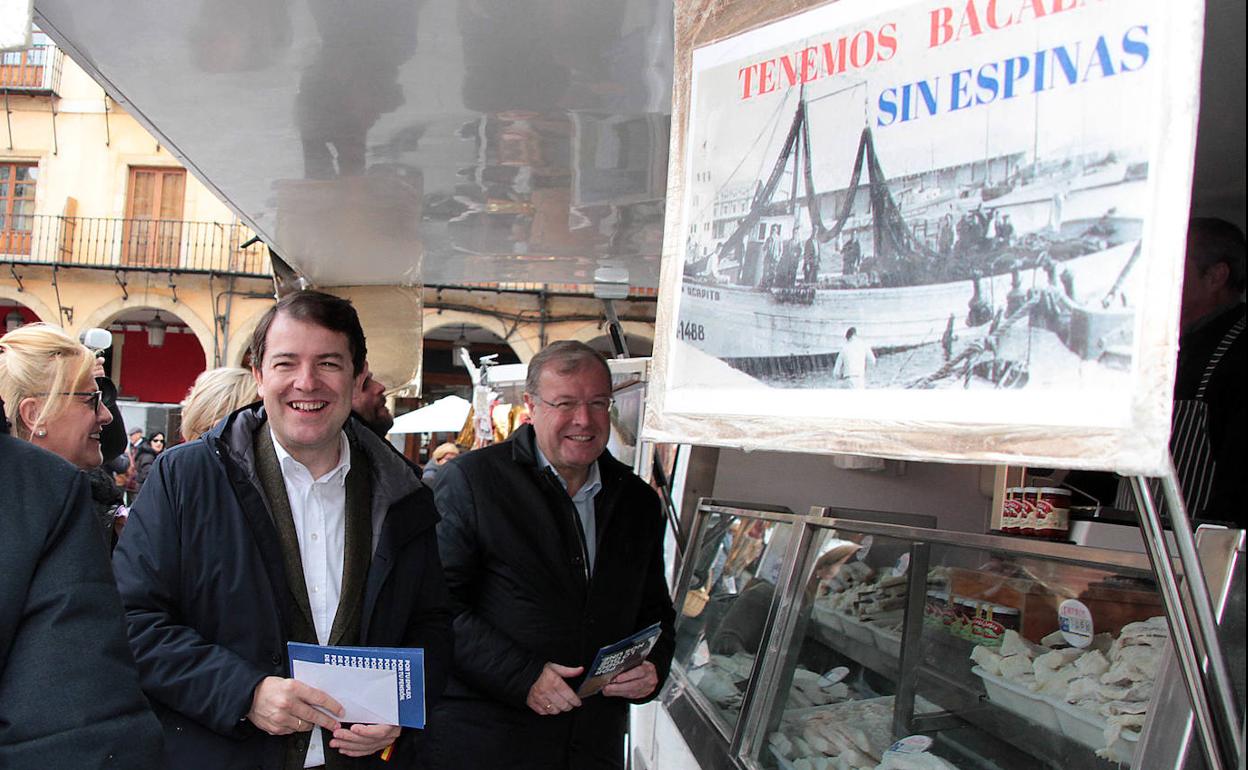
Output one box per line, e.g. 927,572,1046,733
0,323,94,441
432,442,460,462
180,367,259,441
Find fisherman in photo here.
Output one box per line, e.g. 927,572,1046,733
832,327,876,388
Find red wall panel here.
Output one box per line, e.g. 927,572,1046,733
117,328,206,404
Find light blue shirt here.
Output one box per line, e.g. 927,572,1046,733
536,446,602,573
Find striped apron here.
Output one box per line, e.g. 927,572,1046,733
1116,316,1246,519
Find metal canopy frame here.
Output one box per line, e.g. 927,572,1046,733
1129,464,1244,770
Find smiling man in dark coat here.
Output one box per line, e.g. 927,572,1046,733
113,291,451,769
419,340,676,770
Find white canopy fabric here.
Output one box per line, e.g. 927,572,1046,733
388,394,471,435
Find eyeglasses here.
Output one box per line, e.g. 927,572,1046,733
151,438,165,444
35,390,104,412
535,396,614,413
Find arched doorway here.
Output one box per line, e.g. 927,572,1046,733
105,307,207,404
421,323,522,401
0,299,42,333
395,323,521,465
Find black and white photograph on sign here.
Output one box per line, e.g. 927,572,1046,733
659,0,1194,440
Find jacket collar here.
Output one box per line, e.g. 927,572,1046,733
509,422,627,484
209,403,436,642
211,403,426,519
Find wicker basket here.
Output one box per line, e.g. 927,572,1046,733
682,587,710,618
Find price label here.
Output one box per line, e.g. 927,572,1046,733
886,735,934,754
893,552,911,577
818,666,849,688
1058,599,1094,648
856,535,874,560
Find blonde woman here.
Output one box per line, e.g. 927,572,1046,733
180,366,259,442
420,441,461,489
0,323,113,470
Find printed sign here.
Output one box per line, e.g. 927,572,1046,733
1058,598,1094,648
647,0,1204,474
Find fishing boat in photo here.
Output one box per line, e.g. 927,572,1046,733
677,95,1145,382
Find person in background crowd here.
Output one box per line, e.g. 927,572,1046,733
0,397,163,769
113,290,451,769
83,341,129,469
131,431,165,495
84,345,135,545
418,340,675,770
0,323,120,547
106,450,132,489
420,441,460,488
180,367,259,442
122,426,144,498
352,364,395,438
1171,217,1246,525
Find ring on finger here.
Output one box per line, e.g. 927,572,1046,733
546,703,554,711
296,718,304,729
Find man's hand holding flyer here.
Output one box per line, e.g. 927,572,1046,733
576,623,663,698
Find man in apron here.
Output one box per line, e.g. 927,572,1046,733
1116,218,1245,526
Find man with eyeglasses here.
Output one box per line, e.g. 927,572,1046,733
418,340,675,770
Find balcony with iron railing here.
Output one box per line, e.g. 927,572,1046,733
2,214,271,277
0,44,64,94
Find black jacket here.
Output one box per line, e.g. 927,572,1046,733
420,424,675,770
113,404,453,770
131,440,161,492
87,465,125,550
1175,302,1246,525
0,404,162,769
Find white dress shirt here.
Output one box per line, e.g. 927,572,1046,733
536,447,603,573
270,427,351,768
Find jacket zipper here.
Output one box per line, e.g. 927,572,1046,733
544,468,591,585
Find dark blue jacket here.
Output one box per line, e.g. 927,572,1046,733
0,420,162,768
113,404,452,770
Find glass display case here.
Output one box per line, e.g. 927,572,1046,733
662,501,1245,770
667,503,805,766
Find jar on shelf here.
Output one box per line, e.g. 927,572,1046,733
924,590,950,628
972,604,1020,647
1033,487,1072,540
1017,487,1040,537
954,597,980,640
1001,487,1023,534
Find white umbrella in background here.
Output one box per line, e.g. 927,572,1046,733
388,394,471,435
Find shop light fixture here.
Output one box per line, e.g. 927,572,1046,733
452,325,471,368
146,312,168,348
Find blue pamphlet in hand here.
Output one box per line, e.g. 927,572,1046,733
287,642,426,728
576,623,663,698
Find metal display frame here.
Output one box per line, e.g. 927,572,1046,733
662,497,1244,770
1127,467,1244,770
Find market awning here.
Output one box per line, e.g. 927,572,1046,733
389,395,470,435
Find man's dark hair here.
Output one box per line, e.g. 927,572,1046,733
845,327,857,340
249,291,367,375
525,340,610,397
1189,217,1247,292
